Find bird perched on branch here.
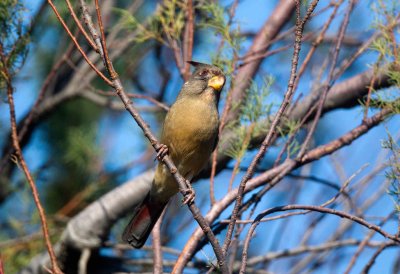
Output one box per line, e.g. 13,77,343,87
122,61,225,248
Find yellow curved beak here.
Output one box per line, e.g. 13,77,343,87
208,75,225,91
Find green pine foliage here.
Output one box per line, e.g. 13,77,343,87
367,0,400,112
199,1,243,75
277,117,302,158
224,77,274,160
197,1,241,51
370,0,400,216
114,0,185,45
382,134,400,212
0,0,29,92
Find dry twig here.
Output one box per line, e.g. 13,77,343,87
0,44,62,274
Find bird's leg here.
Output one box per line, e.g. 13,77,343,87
155,144,169,161
182,180,195,205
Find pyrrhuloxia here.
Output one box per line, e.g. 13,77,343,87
122,61,225,248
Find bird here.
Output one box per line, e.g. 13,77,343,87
122,61,225,248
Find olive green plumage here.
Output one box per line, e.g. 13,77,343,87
123,62,225,248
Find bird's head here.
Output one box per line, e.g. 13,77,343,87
178,61,225,103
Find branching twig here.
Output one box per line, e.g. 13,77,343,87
221,0,319,255
240,205,400,273
292,0,344,92
344,211,396,274
65,0,98,51
297,0,356,158
47,0,112,86
94,0,114,78
244,239,394,266
300,107,392,164
225,0,296,123
361,242,392,273
176,105,394,266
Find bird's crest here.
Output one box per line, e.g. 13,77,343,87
187,60,209,68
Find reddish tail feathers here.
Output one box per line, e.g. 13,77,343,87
122,196,167,248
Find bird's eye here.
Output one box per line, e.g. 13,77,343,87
199,69,209,77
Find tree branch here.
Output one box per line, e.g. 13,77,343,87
175,106,395,267
239,205,399,273
0,43,62,274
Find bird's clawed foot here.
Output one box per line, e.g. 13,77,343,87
182,180,195,205
156,144,169,161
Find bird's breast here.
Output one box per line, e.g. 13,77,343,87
162,98,219,165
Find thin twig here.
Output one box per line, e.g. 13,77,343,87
152,210,166,274
209,54,238,207
209,0,239,207
361,242,392,273
171,39,185,79
207,0,299,211
95,89,169,111
344,211,396,274
238,32,315,67
286,176,393,273
222,0,319,255
383,2,399,63
273,99,320,167
65,0,98,51
363,55,382,123
94,0,114,78
300,107,392,164
78,248,90,274
176,105,394,266
182,0,194,81
297,0,356,158
0,44,62,274
0,43,74,174
79,0,102,49
238,107,390,233
47,0,113,86
240,205,400,273
292,0,344,92
227,123,256,192
224,0,296,124
245,239,393,266
228,163,366,227
238,1,335,62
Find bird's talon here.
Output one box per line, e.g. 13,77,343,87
182,189,195,205
182,180,195,205
156,144,169,161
